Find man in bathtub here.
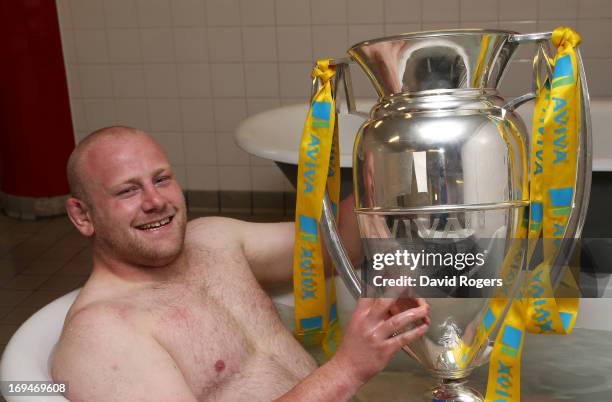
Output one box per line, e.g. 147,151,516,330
52,126,429,402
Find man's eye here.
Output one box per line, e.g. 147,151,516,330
155,176,171,185
118,187,137,196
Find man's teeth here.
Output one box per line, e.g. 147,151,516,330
138,217,171,230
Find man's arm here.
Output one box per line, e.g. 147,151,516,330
238,195,363,285
52,305,197,402
276,298,430,402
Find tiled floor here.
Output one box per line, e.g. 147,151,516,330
0,211,289,372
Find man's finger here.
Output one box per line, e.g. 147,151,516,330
387,322,429,350
371,297,398,316
382,305,429,338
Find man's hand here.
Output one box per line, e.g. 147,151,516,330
331,298,430,386
275,299,429,402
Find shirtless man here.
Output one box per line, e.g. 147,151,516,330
52,126,430,402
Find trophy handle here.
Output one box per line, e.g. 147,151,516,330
507,31,593,287
321,192,362,298
329,58,370,118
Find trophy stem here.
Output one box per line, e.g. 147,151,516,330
425,378,484,402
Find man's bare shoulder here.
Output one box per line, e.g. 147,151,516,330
53,300,195,401
185,216,246,248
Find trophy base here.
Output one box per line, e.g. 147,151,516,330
425,378,483,402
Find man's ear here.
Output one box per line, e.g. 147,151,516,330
65,197,94,237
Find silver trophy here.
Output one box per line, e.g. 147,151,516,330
320,30,591,401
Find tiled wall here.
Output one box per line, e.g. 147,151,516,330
56,0,612,194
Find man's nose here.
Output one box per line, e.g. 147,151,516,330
141,185,166,212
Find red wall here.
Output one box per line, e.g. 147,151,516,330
0,0,75,197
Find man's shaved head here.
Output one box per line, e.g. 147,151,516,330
67,126,149,202
64,125,187,267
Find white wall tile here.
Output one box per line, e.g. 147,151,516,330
423,0,459,22
104,0,139,28
74,30,109,63
140,28,175,62
251,166,285,191
577,19,612,59
279,62,312,98
250,155,276,166
216,133,251,165
174,28,209,62
58,0,612,196
180,99,215,131
151,132,184,164
242,27,277,62
385,23,422,36
172,165,187,189
275,0,311,25
579,0,612,19
218,167,252,191
107,29,142,63
71,0,106,29
137,0,172,27
583,58,612,97
498,60,532,98
177,63,211,97
348,25,385,46
56,0,73,30
347,0,384,24
246,98,281,116
422,21,461,30
240,0,275,26
460,20,499,29
183,132,217,164
111,65,147,98
277,27,313,61
311,0,347,25
75,131,90,143
384,0,421,24
313,25,348,59
499,0,537,21
59,29,77,64
147,99,182,131
115,98,150,130
207,28,243,62
84,99,117,130
186,166,219,190
70,98,87,132
206,0,241,26
350,65,378,98
498,21,537,60
536,19,576,31
144,64,179,97
460,0,499,22
66,65,82,98
539,0,579,20
213,99,247,131
171,0,206,26
244,63,279,97
280,97,305,106
210,63,245,97
79,65,114,98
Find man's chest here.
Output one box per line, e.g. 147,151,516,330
148,257,291,395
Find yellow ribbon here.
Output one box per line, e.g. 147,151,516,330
483,27,582,402
293,60,342,356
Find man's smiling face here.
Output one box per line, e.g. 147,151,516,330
81,133,187,268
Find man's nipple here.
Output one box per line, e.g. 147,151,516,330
214,359,225,373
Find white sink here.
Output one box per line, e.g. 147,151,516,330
235,98,612,171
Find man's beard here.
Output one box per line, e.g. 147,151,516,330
94,209,187,267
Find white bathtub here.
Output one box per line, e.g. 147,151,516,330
236,98,612,172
